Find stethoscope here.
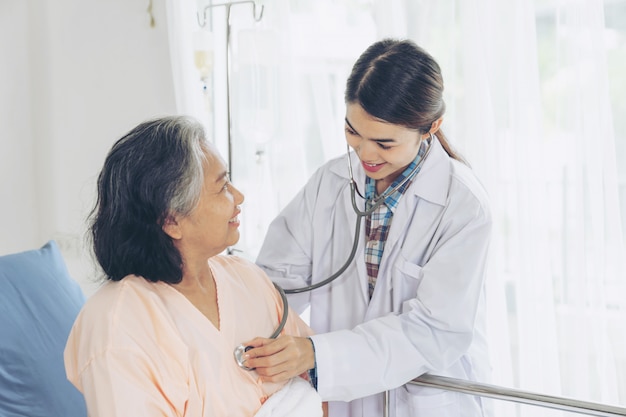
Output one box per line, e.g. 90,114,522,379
234,135,434,370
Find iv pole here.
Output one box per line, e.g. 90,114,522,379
197,1,264,181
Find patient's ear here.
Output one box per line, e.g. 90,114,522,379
162,214,182,240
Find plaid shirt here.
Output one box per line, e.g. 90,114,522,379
364,144,427,299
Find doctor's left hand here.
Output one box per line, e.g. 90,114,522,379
242,336,315,383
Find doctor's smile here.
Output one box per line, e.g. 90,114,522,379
361,161,385,173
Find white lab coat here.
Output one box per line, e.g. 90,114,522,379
256,138,492,417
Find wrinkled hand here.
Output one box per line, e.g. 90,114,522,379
241,336,315,383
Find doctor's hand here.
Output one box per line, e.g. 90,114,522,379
241,336,315,383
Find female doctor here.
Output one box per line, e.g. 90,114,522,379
243,38,492,417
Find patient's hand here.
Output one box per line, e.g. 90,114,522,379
242,336,315,383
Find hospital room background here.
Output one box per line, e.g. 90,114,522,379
1,0,625,415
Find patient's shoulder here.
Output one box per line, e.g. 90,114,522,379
76,275,173,335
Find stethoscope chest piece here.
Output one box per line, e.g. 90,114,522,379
234,344,255,371
233,282,288,371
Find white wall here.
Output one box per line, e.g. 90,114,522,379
0,0,177,295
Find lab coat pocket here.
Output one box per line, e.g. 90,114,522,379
392,257,423,313
396,384,460,417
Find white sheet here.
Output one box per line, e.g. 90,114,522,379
254,377,322,417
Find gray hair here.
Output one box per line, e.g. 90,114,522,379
90,115,213,283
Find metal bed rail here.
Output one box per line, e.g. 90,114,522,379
406,375,626,416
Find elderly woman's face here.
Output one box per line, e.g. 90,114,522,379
174,147,245,259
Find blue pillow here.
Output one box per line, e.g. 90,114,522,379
0,240,87,417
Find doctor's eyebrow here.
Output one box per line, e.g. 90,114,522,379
344,117,396,143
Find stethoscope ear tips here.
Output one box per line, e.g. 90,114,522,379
234,344,255,371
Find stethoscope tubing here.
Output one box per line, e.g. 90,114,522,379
269,282,289,338
233,281,289,369
283,135,433,295
283,186,367,295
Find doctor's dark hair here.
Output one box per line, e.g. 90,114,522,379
89,115,208,283
345,38,463,162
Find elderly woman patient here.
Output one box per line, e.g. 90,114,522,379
64,115,323,417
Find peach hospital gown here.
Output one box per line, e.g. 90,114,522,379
64,255,314,417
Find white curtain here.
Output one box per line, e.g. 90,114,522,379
165,0,213,131
165,0,626,414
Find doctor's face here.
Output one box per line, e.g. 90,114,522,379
345,103,428,190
